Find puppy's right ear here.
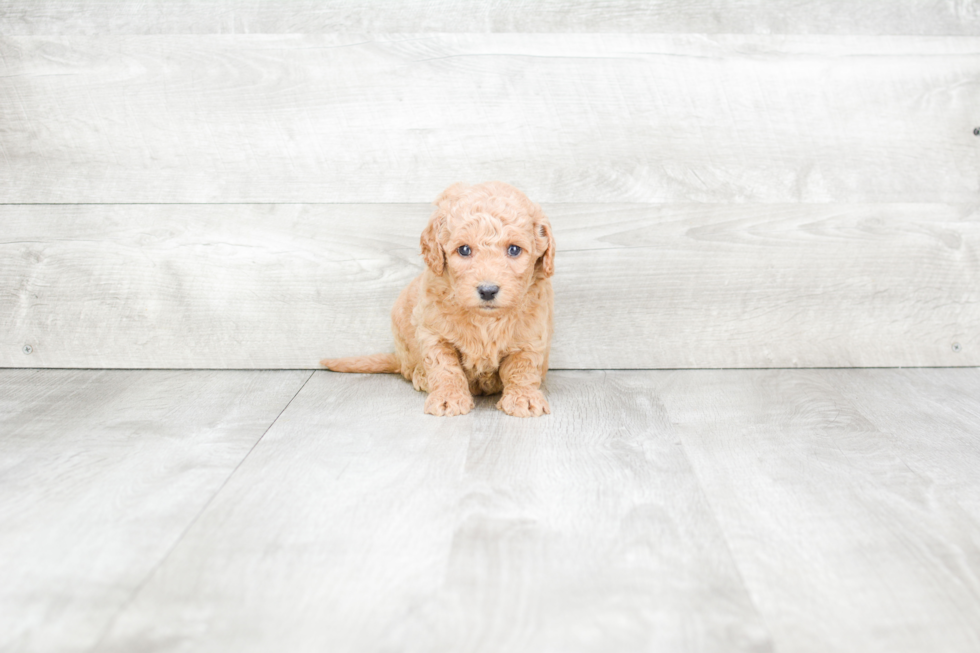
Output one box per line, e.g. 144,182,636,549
420,209,447,275
421,183,467,275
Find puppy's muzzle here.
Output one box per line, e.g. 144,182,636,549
477,284,500,301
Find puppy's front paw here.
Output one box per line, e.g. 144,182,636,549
424,390,474,416
497,388,550,418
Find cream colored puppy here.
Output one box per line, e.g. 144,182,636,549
322,181,554,417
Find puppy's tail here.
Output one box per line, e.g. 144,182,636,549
320,353,400,374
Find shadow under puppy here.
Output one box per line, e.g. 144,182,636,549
321,181,554,417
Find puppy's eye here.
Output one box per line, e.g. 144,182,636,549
457,245,472,257
507,245,522,257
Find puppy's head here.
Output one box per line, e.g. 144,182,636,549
421,181,554,312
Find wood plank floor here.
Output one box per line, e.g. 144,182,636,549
2,368,979,652
0,369,313,653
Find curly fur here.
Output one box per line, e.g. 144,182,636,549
321,181,555,417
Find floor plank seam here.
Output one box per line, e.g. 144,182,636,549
669,422,779,649
82,370,316,653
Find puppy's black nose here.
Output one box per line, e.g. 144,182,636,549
478,284,500,301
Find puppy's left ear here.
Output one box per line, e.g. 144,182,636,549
532,206,556,278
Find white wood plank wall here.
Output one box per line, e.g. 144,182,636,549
1,203,976,369
2,35,979,204
1,2,978,369
2,1,980,35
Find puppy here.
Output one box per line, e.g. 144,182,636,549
321,181,555,417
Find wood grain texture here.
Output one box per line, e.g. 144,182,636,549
1,203,976,369
2,0,979,35
657,368,980,653
1,34,978,203
0,369,310,653
92,370,771,653
3,369,979,651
